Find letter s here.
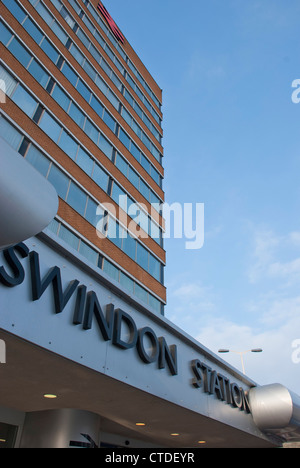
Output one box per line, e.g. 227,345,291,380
291,79,300,103
0,243,29,287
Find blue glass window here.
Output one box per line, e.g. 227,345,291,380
58,224,80,250
61,62,78,87
67,182,87,216
58,131,78,160
11,85,38,118
103,110,116,133
0,116,23,150
77,79,91,102
103,259,119,282
69,102,85,128
47,165,69,199
28,60,50,88
149,255,161,282
92,165,108,191
90,95,104,118
136,243,149,272
8,39,31,68
76,147,94,176
119,128,130,150
40,38,60,64
2,0,26,24
39,111,62,142
84,119,99,145
122,233,136,261
25,145,51,177
98,135,113,159
120,272,134,294
79,242,98,265
51,85,71,112
85,198,99,227
23,17,43,44
0,21,13,46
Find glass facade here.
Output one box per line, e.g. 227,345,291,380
1,0,165,315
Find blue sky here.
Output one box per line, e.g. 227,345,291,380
106,0,300,393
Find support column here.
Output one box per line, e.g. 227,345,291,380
20,409,101,448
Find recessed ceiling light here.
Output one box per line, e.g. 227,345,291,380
170,433,180,436
43,394,57,399
198,440,206,444
135,423,146,426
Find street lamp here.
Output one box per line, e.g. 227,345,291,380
218,348,263,375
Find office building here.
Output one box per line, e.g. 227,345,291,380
0,0,299,448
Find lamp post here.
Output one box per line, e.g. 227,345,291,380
218,348,263,375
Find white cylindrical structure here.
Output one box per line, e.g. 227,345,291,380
249,384,300,437
0,137,58,250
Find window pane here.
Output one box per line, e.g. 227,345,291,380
76,147,94,176
120,272,134,294
90,95,104,118
58,224,80,250
122,233,136,260
103,110,116,133
119,128,130,150
39,111,62,142
25,145,50,177
51,84,71,112
47,164,69,199
149,295,160,314
103,259,119,282
47,218,60,235
79,241,98,265
40,38,60,64
11,85,38,118
23,17,43,44
58,131,78,160
35,1,53,24
28,60,50,88
61,62,78,87
149,254,160,282
51,21,68,45
0,21,14,46
69,102,85,128
70,43,85,66
0,116,23,151
98,134,113,159
115,154,128,177
107,89,120,109
2,0,26,24
103,258,119,281
128,166,139,189
85,197,99,227
8,38,32,68
0,66,17,97
111,183,126,209
130,141,140,162
92,164,108,191
84,119,99,145
136,243,149,271
67,182,87,216
134,283,148,304
77,79,91,102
